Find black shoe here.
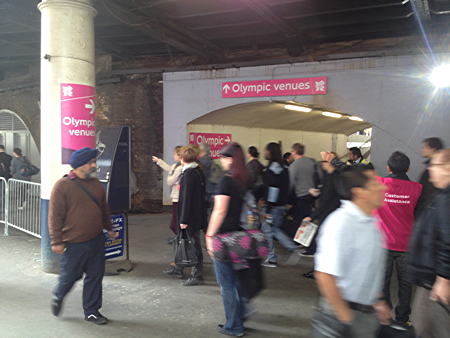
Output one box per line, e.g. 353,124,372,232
298,248,314,257
51,298,63,317
217,325,245,337
392,320,412,329
182,277,204,286
163,267,184,279
85,313,109,325
303,271,315,279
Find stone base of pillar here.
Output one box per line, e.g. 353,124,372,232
40,199,61,274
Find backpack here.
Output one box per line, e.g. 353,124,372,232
19,159,40,178
209,161,224,185
0,162,7,178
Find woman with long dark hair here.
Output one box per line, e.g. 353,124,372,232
205,142,256,337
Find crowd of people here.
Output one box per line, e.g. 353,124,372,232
44,136,449,338
0,146,38,181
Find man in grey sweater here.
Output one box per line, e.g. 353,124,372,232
289,143,317,227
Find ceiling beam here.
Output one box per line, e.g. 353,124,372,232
242,0,297,38
411,0,432,20
101,0,221,59
241,0,305,56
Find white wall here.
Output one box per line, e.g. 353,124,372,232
163,54,450,203
188,123,347,164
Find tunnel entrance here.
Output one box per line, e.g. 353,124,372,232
188,101,372,163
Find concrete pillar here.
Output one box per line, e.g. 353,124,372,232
38,0,97,273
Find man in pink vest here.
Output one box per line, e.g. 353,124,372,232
375,151,422,327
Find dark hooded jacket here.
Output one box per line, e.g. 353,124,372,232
408,184,450,287
262,162,290,206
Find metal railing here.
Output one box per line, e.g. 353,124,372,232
6,179,41,238
0,177,8,236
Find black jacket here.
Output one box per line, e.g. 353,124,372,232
247,159,264,189
178,166,207,232
408,185,450,287
0,152,12,179
415,160,440,217
310,170,342,224
262,162,290,206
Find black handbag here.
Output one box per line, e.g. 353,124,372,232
174,230,198,268
236,258,265,300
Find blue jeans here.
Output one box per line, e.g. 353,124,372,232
261,205,298,263
214,260,245,335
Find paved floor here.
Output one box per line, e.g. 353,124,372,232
0,214,317,338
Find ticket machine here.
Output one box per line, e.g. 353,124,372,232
96,126,132,273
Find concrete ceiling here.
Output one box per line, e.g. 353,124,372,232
188,101,372,135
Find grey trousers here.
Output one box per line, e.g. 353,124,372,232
311,298,378,338
412,287,450,338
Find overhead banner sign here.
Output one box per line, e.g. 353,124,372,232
189,132,232,159
222,76,327,98
60,83,96,164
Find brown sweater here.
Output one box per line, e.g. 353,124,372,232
48,172,112,245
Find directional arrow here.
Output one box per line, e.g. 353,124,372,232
223,84,231,94
225,136,231,143
85,99,95,114
105,250,122,257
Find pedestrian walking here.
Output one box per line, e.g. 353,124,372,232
408,148,450,338
301,160,342,278
246,146,264,199
198,143,222,207
416,137,445,217
0,145,12,179
49,147,118,325
312,166,392,338
11,148,37,181
374,151,422,327
346,147,374,168
261,142,299,268
152,145,183,237
289,143,317,226
206,142,266,337
164,145,207,286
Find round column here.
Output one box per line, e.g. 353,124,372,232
38,0,97,273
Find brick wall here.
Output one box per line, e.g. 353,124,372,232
0,74,164,213
96,74,164,212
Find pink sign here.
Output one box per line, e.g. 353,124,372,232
222,76,327,98
60,83,96,164
189,133,232,159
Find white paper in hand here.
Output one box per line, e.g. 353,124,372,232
294,221,319,247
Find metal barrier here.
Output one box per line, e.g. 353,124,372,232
6,179,41,238
0,177,8,236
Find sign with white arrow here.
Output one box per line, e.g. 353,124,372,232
221,76,327,98
60,83,96,164
189,132,233,159
104,213,126,260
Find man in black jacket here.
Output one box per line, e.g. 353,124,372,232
165,145,207,286
0,145,12,179
301,161,342,277
415,137,444,217
261,143,299,268
408,148,450,337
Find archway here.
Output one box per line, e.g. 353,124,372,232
187,101,372,164
0,110,41,182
